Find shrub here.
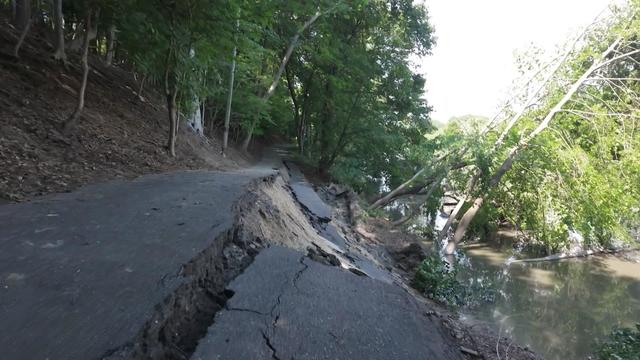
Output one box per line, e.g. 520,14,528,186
595,324,640,360
413,253,465,307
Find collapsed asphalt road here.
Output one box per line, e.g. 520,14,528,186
0,168,273,359
193,246,461,360
0,151,464,360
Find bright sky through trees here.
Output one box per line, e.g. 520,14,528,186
419,0,613,122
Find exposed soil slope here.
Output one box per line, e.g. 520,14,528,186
0,17,248,202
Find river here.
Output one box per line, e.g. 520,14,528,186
454,233,640,359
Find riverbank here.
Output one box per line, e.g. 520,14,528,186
457,239,640,359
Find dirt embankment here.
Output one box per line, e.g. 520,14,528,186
0,17,249,203
357,220,540,360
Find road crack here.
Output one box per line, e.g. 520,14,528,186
259,255,309,360
261,330,281,360
293,255,309,292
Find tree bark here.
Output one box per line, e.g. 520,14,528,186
445,36,625,254
285,64,303,152
370,160,470,209
437,169,480,246
391,174,445,227
14,0,30,30
166,90,177,157
62,10,92,132
164,48,178,157
137,74,146,100
105,24,116,66
240,123,253,152
52,0,66,63
222,41,237,157
11,0,17,20
13,16,31,58
444,197,484,254
200,99,206,134
263,11,321,104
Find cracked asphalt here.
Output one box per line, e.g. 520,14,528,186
0,168,272,360
0,147,463,359
192,246,462,360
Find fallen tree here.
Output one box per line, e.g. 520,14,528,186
445,31,639,254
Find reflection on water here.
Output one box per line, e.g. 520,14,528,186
460,242,640,359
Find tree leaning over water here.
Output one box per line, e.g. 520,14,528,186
378,1,640,253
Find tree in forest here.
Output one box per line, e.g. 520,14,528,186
2,0,436,170
62,5,93,132
239,7,326,152
52,0,66,62
12,0,32,57
277,0,434,181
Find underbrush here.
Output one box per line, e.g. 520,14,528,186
413,253,465,307
595,324,640,360
413,252,499,308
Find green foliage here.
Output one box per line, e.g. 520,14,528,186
595,324,640,360
278,0,435,191
413,252,501,308
409,4,640,253
413,253,465,307
34,0,437,186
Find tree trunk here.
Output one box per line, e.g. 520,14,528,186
444,197,484,255
13,16,31,58
446,36,625,253
11,0,17,20
62,10,92,132
285,64,303,153
52,0,66,63
105,24,116,66
164,47,178,157
370,154,450,210
437,169,480,245
200,99,206,134
166,91,178,157
222,43,237,156
137,74,146,100
369,152,450,210
263,11,321,104
241,124,253,152
391,174,444,227
15,0,30,30
317,79,334,175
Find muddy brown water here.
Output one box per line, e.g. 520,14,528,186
456,240,640,359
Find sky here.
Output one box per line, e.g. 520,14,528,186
417,0,614,123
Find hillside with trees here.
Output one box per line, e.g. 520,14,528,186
1,0,435,202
